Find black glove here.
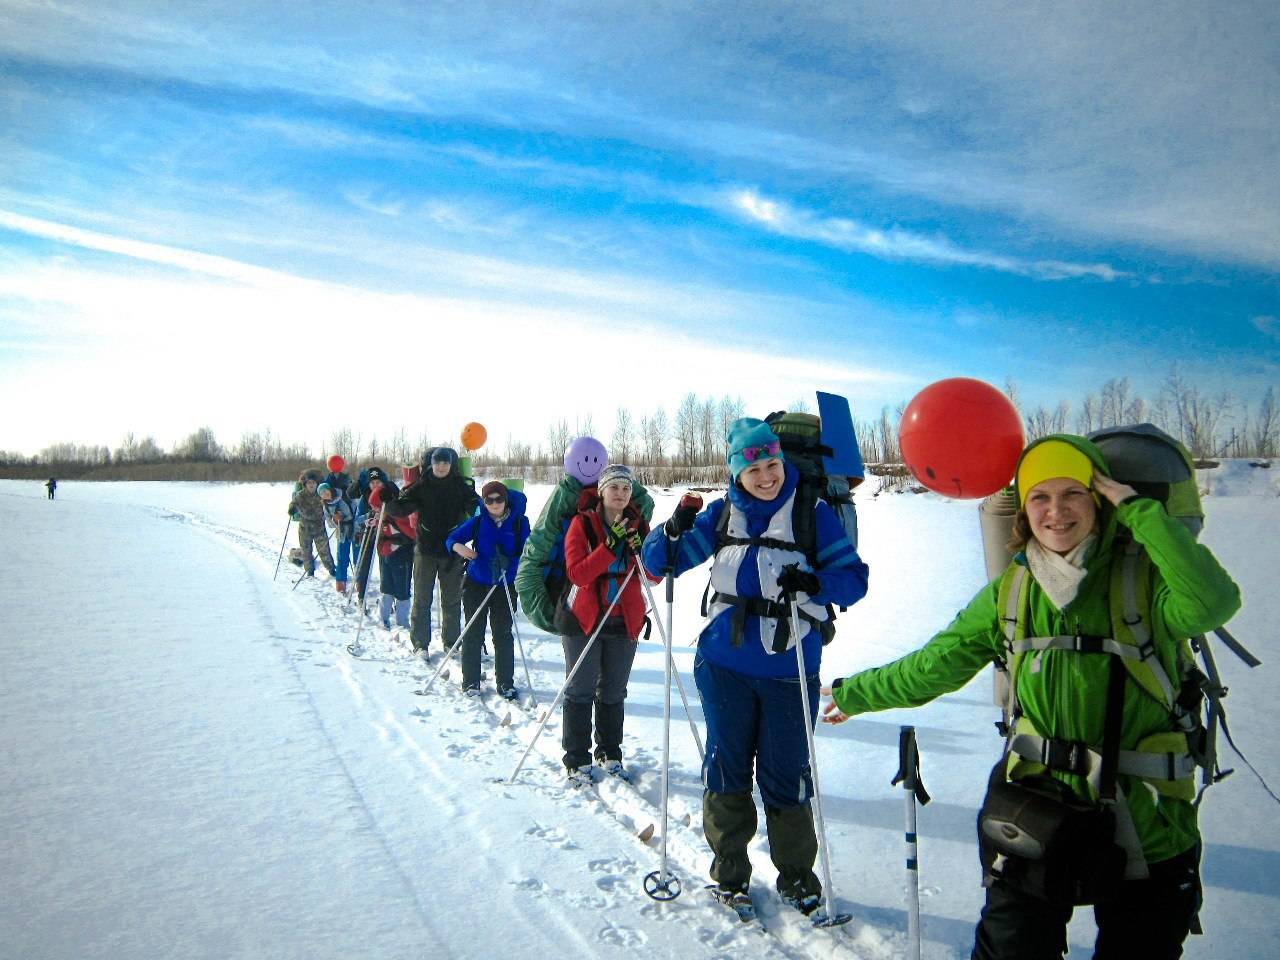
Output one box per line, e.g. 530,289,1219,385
777,564,820,597
664,493,703,538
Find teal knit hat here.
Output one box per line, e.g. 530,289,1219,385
726,417,784,481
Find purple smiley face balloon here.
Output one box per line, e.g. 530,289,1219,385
564,436,608,486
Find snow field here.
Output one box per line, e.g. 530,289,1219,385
2,465,1277,958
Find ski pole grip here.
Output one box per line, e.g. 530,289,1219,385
892,726,931,806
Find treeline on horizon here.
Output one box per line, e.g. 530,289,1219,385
3,370,1276,485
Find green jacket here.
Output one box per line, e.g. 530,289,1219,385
515,475,655,632
832,437,1240,863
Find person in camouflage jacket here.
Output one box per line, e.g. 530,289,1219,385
289,468,335,578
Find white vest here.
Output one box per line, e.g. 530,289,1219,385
707,491,829,655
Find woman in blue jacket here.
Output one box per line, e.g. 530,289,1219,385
642,417,868,916
446,481,530,700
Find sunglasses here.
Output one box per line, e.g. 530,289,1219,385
484,494,507,504
740,440,782,462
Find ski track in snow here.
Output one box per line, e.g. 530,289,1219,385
6,474,1277,960
150,501,875,959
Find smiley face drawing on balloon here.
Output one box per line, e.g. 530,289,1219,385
564,436,608,486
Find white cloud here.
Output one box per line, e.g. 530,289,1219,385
1254,316,1279,339
0,211,916,454
727,190,1128,282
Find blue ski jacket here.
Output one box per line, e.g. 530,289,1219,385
445,489,531,587
642,463,868,679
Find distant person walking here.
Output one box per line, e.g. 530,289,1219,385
45,477,57,500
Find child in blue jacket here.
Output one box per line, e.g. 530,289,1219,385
446,481,530,699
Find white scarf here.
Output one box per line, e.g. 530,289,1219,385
1025,534,1097,611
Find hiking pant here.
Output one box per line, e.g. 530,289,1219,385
971,843,1202,960
695,654,821,893
334,534,352,582
297,523,334,575
410,552,463,652
560,619,636,769
379,593,410,629
461,577,514,690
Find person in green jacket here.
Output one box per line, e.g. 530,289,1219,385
515,436,654,633
822,434,1240,960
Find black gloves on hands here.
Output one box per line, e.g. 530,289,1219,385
777,564,821,597
664,492,704,538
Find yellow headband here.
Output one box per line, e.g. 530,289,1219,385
1016,441,1095,507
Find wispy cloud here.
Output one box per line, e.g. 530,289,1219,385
1254,316,1279,339
727,189,1128,282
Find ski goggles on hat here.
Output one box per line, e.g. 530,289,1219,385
739,440,782,462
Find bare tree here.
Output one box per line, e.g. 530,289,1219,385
611,407,635,464
1252,386,1278,458
698,396,719,465
175,427,222,462
1099,378,1130,428
674,392,700,466
329,427,360,463
505,434,533,465
546,419,571,463
1123,395,1147,425
644,408,668,465
718,395,745,441
1077,393,1099,435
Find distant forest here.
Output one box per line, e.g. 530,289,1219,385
4,368,1275,485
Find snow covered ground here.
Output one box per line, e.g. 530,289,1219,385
3,462,1277,959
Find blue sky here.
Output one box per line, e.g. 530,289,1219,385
1,1,1276,458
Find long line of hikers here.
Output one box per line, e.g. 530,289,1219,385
283,409,1257,959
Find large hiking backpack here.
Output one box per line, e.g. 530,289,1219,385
994,424,1267,808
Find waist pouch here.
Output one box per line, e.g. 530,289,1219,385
978,771,1127,905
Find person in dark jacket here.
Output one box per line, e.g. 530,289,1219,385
45,477,57,500
446,480,530,699
384,447,479,655
559,464,658,786
642,417,868,916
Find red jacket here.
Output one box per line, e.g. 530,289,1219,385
378,512,416,557
563,493,658,639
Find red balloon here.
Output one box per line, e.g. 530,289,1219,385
368,486,383,509
327,454,345,473
898,378,1024,499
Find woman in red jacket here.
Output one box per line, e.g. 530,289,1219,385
559,464,658,786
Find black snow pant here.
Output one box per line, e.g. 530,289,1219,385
560,618,636,769
460,577,514,691
971,842,1202,960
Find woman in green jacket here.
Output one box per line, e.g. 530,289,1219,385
822,434,1240,960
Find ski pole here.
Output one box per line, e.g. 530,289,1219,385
273,517,292,581
349,515,378,612
643,560,682,901
507,564,638,785
892,725,931,960
500,576,537,707
348,505,386,653
787,595,851,927
632,555,704,761
419,582,501,694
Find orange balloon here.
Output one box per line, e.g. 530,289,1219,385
899,378,1024,499
461,421,487,451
